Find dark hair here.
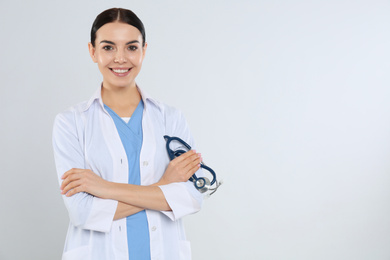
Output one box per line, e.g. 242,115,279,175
90,8,146,47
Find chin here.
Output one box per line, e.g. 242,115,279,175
106,79,136,89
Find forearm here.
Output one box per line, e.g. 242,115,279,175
106,182,171,211
113,202,145,220
60,151,202,214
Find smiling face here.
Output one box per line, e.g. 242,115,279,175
88,22,147,90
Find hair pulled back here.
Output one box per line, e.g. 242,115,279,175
91,8,146,47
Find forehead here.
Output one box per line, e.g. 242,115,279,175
95,22,142,43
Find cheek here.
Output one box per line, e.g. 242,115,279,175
129,52,144,65
96,52,113,67
97,56,110,67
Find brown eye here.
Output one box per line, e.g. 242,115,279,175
103,46,113,51
128,46,138,51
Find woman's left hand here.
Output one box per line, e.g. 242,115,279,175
60,168,109,198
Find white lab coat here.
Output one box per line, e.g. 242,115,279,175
52,86,203,260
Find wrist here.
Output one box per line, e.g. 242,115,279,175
151,182,161,187
102,180,115,199
152,179,169,186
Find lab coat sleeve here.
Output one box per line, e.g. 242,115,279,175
52,109,118,232
159,107,204,221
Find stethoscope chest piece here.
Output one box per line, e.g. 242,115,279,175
195,177,211,193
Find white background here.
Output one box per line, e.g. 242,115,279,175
1,0,390,259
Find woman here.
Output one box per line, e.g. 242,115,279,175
53,8,203,260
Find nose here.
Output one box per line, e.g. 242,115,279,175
114,50,127,63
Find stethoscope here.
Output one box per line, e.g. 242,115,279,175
164,135,220,195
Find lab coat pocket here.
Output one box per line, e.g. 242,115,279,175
179,240,192,260
62,245,91,260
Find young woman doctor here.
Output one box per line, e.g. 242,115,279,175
53,8,203,260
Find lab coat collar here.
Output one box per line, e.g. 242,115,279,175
82,84,161,112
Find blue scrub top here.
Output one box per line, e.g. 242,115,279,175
105,100,151,260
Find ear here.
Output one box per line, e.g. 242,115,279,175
142,42,148,60
88,42,98,63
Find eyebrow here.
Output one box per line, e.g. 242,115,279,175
99,40,140,45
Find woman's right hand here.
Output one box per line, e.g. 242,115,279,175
158,150,202,185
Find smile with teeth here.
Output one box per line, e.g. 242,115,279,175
111,68,131,73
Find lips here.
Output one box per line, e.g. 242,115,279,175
110,67,131,77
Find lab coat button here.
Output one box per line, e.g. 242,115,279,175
143,161,149,166
151,226,157,231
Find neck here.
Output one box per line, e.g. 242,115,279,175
101,83,142,117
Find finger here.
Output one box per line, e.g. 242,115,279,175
60,173,79,190
183,157,202,176
65,185,84,197
172,150,197,163
169,151,199,172
60,171,85,190
189,163,201,178
61,168,83,180
62,179,82,194
181,153,202,169
62,179,83,195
